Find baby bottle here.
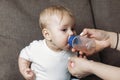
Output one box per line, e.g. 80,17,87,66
68,35,96,53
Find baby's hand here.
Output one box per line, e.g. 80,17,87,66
24,68,35,80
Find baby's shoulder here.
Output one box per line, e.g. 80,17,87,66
30,39,44,46
25,39,45,50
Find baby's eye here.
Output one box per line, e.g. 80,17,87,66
62,29,67,32
71,28,75,31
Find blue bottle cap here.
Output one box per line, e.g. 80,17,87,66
68,35,76,47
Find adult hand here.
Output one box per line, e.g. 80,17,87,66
72,28,110,56
68,56,92,78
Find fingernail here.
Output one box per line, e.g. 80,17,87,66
71,62,74,67
68,57,70,60
80,32,84,36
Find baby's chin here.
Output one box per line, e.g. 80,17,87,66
63,44,71,50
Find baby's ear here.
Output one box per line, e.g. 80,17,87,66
42,28,52,41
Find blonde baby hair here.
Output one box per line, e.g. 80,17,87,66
39,5,74,30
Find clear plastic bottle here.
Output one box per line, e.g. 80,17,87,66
68,35,96,53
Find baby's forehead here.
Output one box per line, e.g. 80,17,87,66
49,14,74,23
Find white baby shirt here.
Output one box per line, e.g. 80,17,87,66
20,39,73,80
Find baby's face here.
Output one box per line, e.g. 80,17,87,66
47,14,76,51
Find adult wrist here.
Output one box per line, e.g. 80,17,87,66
108,32,117,49
87,60,95,74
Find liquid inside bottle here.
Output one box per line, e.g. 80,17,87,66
68,35,96,53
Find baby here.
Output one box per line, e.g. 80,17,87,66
18,5,77,80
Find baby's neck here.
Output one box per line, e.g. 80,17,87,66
45,39,63,52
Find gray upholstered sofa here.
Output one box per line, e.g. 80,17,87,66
0,0,120,80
